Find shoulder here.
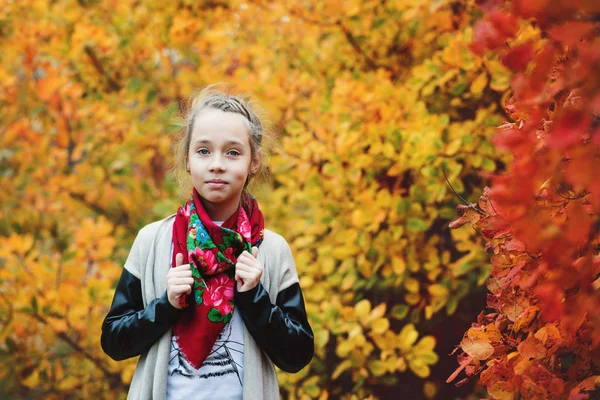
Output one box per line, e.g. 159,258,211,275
261,229,292,256
135,214,176,244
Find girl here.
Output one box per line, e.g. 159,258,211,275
101,87,314,400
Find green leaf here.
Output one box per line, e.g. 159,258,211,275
452,82,468,95
482,158,496,172
446,296,458,315
396,198,411,215
391,304,409,320
127,77,142,92
31,297,38,314
5,338,17,353
406,218,429,232
371,17,386,30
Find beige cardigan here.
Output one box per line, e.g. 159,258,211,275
124,214,299,400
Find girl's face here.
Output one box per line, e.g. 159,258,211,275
187,108,258,221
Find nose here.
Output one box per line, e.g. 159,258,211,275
209,154,226,172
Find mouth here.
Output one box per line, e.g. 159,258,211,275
206,179,228,188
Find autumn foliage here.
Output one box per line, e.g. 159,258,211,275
2,0,596,399
448,0,600,399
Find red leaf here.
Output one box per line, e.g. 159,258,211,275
489,11,519,39
449,215,469,229
546,109,591,149
470,12,518,55
511,0,548,19
447,355,474,383
502,43,534,72
548,21,597,46
475,0,504,12
535,284,564,322
470,20,503,55
564,203,592,245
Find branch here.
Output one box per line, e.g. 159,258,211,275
83,45,121,93
32,313,125,390
68,192,132,229
248,0,388,72
336,21,384,70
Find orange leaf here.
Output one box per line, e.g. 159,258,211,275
517,336,546,359
460,337,494,360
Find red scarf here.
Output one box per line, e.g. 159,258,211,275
171,189,264,369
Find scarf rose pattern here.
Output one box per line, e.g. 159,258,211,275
185,198,251,324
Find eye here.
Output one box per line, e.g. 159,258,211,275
198,148,210,155
227,149,241,156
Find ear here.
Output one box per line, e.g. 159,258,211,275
249,153,261,175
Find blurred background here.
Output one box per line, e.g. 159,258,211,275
0,0,524,398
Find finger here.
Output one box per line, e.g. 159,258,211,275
252,246,258,259
234,270,244,283
235,263,257,274
172,269,193,278
170,277,194,286
235,264,263,276
176,253,184,267
239,250,252,259
171,264,191,272
170,285,192,296
235,269,257,281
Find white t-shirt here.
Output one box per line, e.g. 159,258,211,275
166,221,244,400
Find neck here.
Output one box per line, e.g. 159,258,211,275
200,197,240,222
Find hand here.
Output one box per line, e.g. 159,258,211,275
166,253,194,309
235,247,263,292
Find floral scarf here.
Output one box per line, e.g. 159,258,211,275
171,189,264,369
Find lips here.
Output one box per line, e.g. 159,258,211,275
206,179,227,189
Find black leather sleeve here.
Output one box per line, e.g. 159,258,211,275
235,282,314,373
101,268,183,361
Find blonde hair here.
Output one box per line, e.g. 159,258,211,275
173,84,272,203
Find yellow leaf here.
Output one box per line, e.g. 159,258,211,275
368,360,388,377
391,256,406,275
398,324,419,351
396,357,407,372
21,369,39,388
405,278,419,293
444,138,462,156
470,72,488,95
370,318,390,334
423,381,438,399
315,330,330,349
369,303,387,321
57,376,79,391
408,359,431,378
413,336,436,354
336,340,354,358
332,359,353,380
428,284,449,297
354,299,371,319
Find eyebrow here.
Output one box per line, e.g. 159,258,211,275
194,139,245,146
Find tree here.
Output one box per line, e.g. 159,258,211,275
448,1,600,398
